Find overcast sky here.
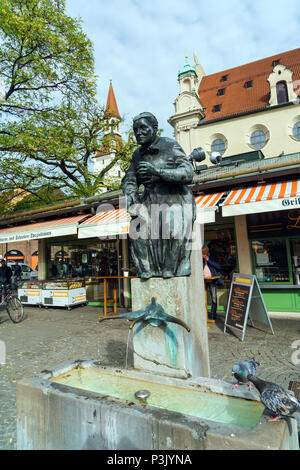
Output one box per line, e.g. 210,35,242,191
65,0,300,138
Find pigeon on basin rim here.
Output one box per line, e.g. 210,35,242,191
232,359,260,390
247,374,300,421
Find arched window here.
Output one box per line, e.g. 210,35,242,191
292,121,300,140
5,249,24,263
276,81,288,104
211,138,226,155
250,130,267,149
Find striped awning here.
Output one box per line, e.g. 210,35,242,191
0,215,88,244
78,193,224,239
78,208,131,238
221,180,300,217
195,192,225,224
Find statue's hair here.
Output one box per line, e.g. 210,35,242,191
133,112,158,128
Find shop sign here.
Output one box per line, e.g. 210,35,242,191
0,225,78,244
224,273,274,341
247,209,300,238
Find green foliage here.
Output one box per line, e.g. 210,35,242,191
0,0,96,114
0,0,136,211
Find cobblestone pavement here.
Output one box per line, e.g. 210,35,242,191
0,303,299,450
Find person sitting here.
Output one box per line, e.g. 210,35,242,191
202,244,221,320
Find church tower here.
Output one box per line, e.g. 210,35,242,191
92,80,123,181
168,55,206,155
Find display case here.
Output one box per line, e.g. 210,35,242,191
18,280,43,306
251,239,291,283
41,279,86,310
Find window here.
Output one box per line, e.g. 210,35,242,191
212,104,222,113
220,74,229,82
276,81,288,104
272,59,281,67
203,228,236,283
47,239,123,301
251,239,290,283
244,80,253,88
211,138,226,155
217,88,226,96
292,121,300,140
250,129,267,149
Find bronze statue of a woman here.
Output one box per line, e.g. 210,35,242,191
122,112,196,280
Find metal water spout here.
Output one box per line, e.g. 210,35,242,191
98,297,191,332
135,389,150,406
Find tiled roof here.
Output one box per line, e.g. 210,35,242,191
105,81,121,119
198,48,300,123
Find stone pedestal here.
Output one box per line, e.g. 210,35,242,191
131,275,210,378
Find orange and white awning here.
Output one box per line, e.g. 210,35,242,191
0,215,88,244
195,192,224,223
79,193,225,238
221,180,300,217
78,208,131,238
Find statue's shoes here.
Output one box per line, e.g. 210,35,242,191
162,270,173,279
140,271,154,280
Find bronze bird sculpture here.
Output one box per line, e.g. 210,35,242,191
99,297,191,332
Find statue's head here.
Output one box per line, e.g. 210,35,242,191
133,112,158,147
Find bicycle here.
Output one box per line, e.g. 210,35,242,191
0,283,24,323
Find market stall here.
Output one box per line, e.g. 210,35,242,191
18,279,87,310
41,279,86,310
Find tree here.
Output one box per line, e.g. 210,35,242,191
0,0,96,115
0,0,136,212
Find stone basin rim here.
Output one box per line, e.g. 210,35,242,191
39,358,260,402
17,358,299,450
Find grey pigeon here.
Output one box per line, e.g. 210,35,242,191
99,297,191,332
247,374,300,421
232,359,260,390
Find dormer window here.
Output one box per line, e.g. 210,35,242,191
272,59,281,67
217,88,226,96
212,104,222,113
276,81,288,104
244,80,253,89
220,74,229,82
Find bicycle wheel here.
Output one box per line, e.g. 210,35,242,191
6,296,24,323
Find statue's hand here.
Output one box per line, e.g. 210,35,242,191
126,193,139,212
137,161,158,179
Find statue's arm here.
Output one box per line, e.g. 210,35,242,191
121,154,140,209
156,143,194,184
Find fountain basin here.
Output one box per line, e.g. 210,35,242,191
16,359,299,450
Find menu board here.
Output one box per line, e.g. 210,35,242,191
226,283,250,330
224,273,274,341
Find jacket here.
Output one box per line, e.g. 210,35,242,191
203,254,221,277
0,265,12,284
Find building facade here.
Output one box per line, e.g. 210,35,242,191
169,48,300,162
170,48,300,315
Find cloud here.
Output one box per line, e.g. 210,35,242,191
65,0,300,139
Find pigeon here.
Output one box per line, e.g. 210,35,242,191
98,297,191,332
247,374,300,421
232,359,260,390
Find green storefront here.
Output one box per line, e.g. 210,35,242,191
248,209,300,312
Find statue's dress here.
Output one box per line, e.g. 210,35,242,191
122,136,196,278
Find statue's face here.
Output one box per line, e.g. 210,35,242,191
133,118,157,146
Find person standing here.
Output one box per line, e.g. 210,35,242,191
0,259,13,295
14,262,22,283
202,244,221,320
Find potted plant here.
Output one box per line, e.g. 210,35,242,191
123,268,129,277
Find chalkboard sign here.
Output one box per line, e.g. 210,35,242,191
224,273,274,341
